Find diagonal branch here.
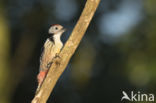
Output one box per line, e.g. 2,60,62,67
31,0,101,103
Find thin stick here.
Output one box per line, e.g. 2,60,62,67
31,0,101,103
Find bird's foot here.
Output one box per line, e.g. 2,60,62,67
55,53,61,58
47,62,52,68
54,53,61,66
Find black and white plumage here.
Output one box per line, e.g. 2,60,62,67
37,24,66,91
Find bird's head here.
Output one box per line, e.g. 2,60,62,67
48,24,66,35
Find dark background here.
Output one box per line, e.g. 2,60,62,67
0,0,156,103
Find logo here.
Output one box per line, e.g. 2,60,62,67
121,91,154,102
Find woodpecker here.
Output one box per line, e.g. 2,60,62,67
37,24,66,92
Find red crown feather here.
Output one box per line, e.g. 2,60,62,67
51,24,60,26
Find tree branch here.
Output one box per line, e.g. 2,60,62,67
31,0,101,103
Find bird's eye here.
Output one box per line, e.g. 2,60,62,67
55,27,58,30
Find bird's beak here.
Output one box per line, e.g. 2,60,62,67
62,28,66,33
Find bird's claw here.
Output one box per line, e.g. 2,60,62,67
55,53,60,58
54,53,61,65
47,62,52,68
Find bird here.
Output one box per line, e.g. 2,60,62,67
36,24,66,92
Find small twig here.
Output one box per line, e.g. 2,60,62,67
31,0,101,103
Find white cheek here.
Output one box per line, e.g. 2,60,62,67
49,28,53,33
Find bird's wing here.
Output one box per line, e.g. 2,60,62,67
40,39,55,71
